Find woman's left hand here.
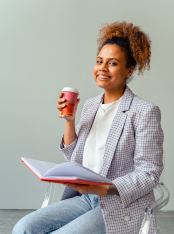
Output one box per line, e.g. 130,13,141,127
64,183,109,196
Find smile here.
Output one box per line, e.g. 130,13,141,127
97,75,111,80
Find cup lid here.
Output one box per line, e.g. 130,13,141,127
62,87,79,94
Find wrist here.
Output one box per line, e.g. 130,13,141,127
65,118,75,125
107,184,119,196
105,185,110,195
99,185,109,196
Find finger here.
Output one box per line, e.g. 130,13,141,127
77,98,80,104
57,103,66,110
66,183,79,188
65,184,76,190
70,186,82,193
57,98,66,104
71,184,84,190
75,99,80,108
63,115,74,120
59,92,64,98
58,114,73,119
67,183,76,186
58,114,65,118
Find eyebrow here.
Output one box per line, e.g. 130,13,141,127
97,56,120,62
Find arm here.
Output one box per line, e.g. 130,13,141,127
64,183,119,196
63,119,76,146
112,105,164,208
59,100,88,161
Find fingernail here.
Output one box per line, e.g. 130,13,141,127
62,98,65,101
62,104,65,107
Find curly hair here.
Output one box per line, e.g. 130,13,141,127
97,21,151,77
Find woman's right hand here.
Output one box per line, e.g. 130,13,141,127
57,92,80,122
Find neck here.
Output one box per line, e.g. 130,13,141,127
103,86,126,104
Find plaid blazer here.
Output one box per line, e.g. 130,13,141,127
59,85,163,234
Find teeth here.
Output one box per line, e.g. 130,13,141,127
99,76,110,79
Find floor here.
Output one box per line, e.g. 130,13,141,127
0,210,174,234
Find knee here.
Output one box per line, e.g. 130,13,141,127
12,217,33,234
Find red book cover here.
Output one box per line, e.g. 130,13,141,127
21,157,113,186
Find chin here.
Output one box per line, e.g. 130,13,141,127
96,81,108,87
94,79,110,90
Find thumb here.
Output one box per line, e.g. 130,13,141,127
77,98,80,105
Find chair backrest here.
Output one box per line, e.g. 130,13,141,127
139,182,170,234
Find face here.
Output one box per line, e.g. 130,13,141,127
93,44,134,92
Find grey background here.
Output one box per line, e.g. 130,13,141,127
0,0,173,210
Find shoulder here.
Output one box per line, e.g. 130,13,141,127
120,86,162,124
129,94,162,127
132,94,157,110
132,95,161,116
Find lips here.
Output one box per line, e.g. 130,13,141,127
97,74,111,80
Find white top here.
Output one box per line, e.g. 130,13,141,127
82,96,122,174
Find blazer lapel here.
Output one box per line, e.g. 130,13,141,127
100,86,134,177
72,86,134,171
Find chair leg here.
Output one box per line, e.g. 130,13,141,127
41,183,57,208
41,183,52,208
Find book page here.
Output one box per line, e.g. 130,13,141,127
21,157,57,178
43,161,112,184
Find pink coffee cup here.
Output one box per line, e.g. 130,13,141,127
61,87,79,116
62,87,79,103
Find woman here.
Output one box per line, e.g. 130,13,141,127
13,21,163,234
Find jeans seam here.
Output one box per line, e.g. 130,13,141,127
38,222,68,234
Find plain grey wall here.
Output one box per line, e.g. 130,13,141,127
0,0,173,210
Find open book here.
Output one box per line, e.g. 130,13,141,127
21,157,113,185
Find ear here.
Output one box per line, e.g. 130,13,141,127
126,66,134,78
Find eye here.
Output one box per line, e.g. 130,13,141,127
96,60,102,64
109,62,117,66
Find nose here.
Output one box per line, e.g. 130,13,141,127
99,62,108,71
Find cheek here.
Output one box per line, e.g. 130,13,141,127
112,67,124,77
93,65,98,77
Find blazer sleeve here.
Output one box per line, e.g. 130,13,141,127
59,100,88,161
113,105,164,208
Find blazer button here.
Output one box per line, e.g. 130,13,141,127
125,215,130,221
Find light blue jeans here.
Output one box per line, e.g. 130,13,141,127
12,194,106,234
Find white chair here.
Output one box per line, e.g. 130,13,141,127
41,182,170,234
139,182,170,234
41,183,56,208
